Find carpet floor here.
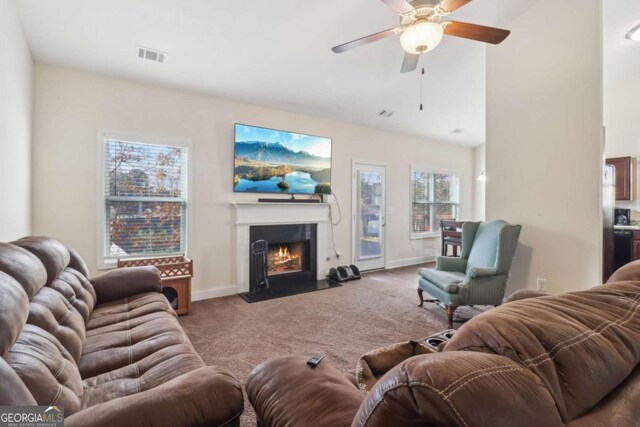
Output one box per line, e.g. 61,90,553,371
179,264,488,426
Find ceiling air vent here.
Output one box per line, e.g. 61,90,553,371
136,46,167,63
378,110,394,118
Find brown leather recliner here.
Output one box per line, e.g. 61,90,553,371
247,272,640,426
0,237,243,426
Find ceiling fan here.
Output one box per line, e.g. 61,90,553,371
331,0,511,73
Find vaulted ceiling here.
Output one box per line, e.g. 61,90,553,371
16,0,542,146
604,0,640,88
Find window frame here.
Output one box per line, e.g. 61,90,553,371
96,130,192,269
409,166,460,240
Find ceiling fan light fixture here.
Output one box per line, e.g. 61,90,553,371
400,21,444,54
626,23,640,41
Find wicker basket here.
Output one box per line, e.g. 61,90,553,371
117,255,193,315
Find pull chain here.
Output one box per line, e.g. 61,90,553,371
419,66,425,111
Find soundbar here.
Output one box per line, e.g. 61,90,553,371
258,198,321,203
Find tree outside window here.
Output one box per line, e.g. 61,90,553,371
103,138,187,261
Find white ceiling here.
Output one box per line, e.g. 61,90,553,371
16,0,540,147
604,0,640,88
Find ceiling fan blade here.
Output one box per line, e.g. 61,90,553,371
400,53,419,73
379,0,414,14
332,28,402,53
443,21,510,45
438,0,473,13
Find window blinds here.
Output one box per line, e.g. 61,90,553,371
103,138,187,260
411,170,459,234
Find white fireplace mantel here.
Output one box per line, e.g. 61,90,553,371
232,202,331,293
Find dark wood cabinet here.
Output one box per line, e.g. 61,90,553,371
606,157,635,201
634,232,640,261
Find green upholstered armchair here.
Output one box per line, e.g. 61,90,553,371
417,219,522,327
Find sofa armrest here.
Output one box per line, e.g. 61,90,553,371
467,266,497,278
504,289,550,303
90,266,162,304
65,366,243,427
435,256,467,272
246,356,364,427
607,259,640,283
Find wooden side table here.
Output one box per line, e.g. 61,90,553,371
117,255,193,315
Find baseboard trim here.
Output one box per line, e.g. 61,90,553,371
386,256,436,270
191,258,435,301
192,285,238,301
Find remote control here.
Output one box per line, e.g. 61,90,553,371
306,353,324,368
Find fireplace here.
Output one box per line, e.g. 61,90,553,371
248,223,317,292
232,202,335,301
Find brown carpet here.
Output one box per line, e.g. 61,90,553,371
179,264,488,426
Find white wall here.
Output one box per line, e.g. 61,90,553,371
32,64,474,297
486,0,603,294
604,73,640,219
472,145,485,220
0,0,33,241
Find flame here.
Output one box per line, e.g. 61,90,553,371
277,246,290,260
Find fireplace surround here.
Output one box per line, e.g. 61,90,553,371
249,223,317,289
232,202,335,301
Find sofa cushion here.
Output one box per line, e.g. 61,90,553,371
0,271,29,355
444,281,640,422
48,268,96,322
354,351,564,427
417,268,464,294
79,294,188,378
0,358,37,405
0,243,47,297
4,324,83,414
29,286,86,362
66,246,90,278
66,366,244,427
86,292,175,330
12,237,71,286
81,343,205,408
566,363,640,427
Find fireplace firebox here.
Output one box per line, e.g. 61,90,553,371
248,223,316,291
268,242,306,276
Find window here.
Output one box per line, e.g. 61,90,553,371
411,168,459,237
100,134,188,265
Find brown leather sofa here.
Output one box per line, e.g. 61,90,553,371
0,237,243,426
247,269,640,426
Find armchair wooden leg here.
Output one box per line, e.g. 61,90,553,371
417,288,424,307
446,305,458,328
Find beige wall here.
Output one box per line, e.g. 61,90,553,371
604,73,640,220
486,0,603,293
0,0,33,241
472,145,485,220
32,64,474,297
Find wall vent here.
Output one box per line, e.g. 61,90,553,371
378,110,394,118
137,46,167,63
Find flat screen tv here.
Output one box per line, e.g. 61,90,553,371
233,123,332,195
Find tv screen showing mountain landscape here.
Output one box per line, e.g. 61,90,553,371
234,124,332,195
